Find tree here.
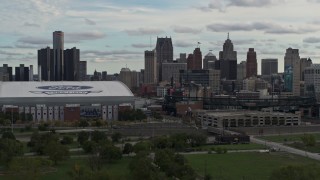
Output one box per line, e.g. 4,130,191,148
0,138,23,166
44,141,70,165
123,143,134,154
77,131,90,145
28,132,59,155
100,144,122,162
301,134,316,147
61,135,73,145
91,131,107,143
2,131,16,140
129,153,164,180
79,120,89,128
270,164,320,180
9,157,52,179
111,132,122,143
133,141,151,154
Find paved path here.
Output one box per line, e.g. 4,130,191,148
251,136,320,161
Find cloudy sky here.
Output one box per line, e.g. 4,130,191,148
0,0,320,74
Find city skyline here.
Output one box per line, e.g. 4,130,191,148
0,0,320,74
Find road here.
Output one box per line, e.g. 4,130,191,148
251,136,320,161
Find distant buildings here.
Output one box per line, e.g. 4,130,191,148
237,61,246,81
304,64,320,99
261,59,278,76
284,48,300,96
79,61,87,81
0,64,13,81
38,31,83,81
156,37,173,81
203,51,217,70
15,64,29,81
218,35,237,80
144,50,157,84
187,47,202,70
246,48,257,78
162,62,187,83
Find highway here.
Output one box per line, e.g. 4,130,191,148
251,136,320,161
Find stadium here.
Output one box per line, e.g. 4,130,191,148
0,81,134,122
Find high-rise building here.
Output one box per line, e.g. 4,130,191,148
186,47,202,70
53,31,64,80
79,61,87,81
15,64,29,81
144,50,157,84
261,59,278,76
300,58,312,81
179,69,220,92
284,48,300,96
64,47,80,81
156,37,173,81
38,47,54,81
246,48,257,78
304,64,320,99
203,51,217,70
0,64,13,81
29,65,33,81
119,68,132,88
237,61,246,81
102,71,107,81
162,62,187,83
177,53,187,63
219,34,237,80
187,54,194,70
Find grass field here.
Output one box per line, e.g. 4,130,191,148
185,152,320,180
199,143,266,151
257,133,320,143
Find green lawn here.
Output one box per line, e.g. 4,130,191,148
257,133,320,143
185,152,320,180
199,143,266,151
287,142,320,153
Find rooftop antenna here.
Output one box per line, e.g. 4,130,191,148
227,32,230,39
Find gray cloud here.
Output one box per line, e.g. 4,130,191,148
0,50,22,56
233,39,256,45
65,31,106,43
173,26,202,34
174,40,195,48
316,46,320,49
132,43,151,48
0,45,13,48
303,37,320,43
15,43,40,49
23,22,40,27
84,18,96,25
82,50,141,56
199,0,282,12
17,36,51,45
124,28,164,36
207,22,318,34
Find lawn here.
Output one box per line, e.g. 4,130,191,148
257,133,320,143
185,152,320,180
287,142,320,153
199,143,266,151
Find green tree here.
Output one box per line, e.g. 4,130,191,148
301,134,316,147
77,131,90,145
111,132,122,143
0,138,24,166
100,144,122,162
133,141,151,154
28,132,59,155
9,157,52,180
79,120,89,128
2,131,16,140
91,131,107,143
61,135,73,145
129,153,164,180
123,143,134,154
44,141,70,165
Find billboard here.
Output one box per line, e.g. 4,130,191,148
284,65,293,92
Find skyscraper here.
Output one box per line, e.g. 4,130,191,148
203,51,217,70
38,47,54,81
0,64,12,81
246,48,257,78
187,47,202,70
284,48,300,96
15,64,29,81
53,31,64,81
64,47,80,81
156,37,173,81
261,59,278,76
144,50,157,84
237,61,246,81
79,61,87,81
219,34,237,80
300,58,312,81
